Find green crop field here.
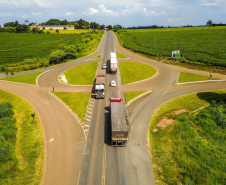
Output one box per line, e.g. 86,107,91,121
0,33,80,64
117,26,226,67
0,30,103,72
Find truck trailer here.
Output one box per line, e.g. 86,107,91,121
110,52,117,73
110,100,128,146
94,70,105,99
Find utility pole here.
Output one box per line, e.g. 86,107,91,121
155,28,156,43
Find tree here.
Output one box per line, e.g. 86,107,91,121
60,19,69,25
100,25,105,30
15,24,29,33
49,50,66,64
206,20,213,28
107,25,113,30
113,25,122,29
46,19,61,25
77,19,89,29
25,20,29,25
4,22,16,27
90,22,99,29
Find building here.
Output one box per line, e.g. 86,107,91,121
29,25,74,30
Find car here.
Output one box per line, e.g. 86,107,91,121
102,64,107,69
110,80,116,87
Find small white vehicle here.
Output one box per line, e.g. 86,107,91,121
102,64,107,69
110,80,116,87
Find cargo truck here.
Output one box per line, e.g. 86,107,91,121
110,52,117,73
94,70,105,99
110,99,128,146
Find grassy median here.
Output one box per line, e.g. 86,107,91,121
150,89,226,185
119,61,157,84
178,71,221,83
0,71,44,85
53,92,90,122
63,62,98,85
125,91,147,104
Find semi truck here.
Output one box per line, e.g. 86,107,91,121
110,52,117,73
110,98,128,146
94,70,105,99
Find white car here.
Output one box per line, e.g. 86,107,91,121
110,80,116,87
102,64,107,69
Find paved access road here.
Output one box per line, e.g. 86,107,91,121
0,30,226,185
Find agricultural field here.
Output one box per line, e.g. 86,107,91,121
43,29,90,34
0,30,103,72
116,26,226,67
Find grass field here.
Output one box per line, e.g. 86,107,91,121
178,71,221,83
0,89,43,185
1,71,44,85
63,62,98,85
116,26,226,67
125,91,147,103
0,30,103,72
149,89,226,185
119,61,157,84
53,92,90,122
117,52,129,58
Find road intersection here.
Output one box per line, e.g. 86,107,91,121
0,30,225,185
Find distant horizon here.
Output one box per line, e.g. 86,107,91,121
1,0,225,28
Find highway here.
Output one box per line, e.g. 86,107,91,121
0,30,226,185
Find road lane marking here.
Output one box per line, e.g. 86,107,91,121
125,148,128,166
77,171,81,185
49,138,54,142
36,70,50,86
102,144,106,185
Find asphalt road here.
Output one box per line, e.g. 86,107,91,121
0,30,225,185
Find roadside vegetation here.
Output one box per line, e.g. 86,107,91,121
115,26,226,69
149,89,226,185
53,92,90,122
125,91,147,104
178,71,221,83
0,30,103,72
117,52,129,58
90,55,101,59
63,62,98,85
119,61,157,84
0,71,44,85
0,89,43,185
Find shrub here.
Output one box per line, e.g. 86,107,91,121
49,49,66,64
0,102,14,119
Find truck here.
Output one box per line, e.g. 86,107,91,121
110,52,117,73
94,70,105,99
110,99,128,146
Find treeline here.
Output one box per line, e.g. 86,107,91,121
1,19,122,32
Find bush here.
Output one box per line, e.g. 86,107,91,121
49,49,66,64
0,102,14,119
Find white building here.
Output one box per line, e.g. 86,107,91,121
29,25,74,30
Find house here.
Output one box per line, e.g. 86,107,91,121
29,25,74,30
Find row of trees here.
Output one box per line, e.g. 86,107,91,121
0,23,29,33
2,19,122,32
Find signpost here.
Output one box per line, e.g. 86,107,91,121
172,50,182,59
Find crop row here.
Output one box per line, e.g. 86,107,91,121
0,31,102,65
118,27,226,67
